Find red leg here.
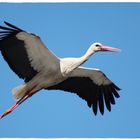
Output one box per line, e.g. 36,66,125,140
0,85,38,119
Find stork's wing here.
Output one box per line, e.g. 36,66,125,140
47,67,121,115
0,21,59,82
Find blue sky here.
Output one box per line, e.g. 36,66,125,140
0,3,139,138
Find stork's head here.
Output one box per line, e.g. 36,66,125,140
90,42,121,53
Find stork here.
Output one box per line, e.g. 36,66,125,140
0,21,121,119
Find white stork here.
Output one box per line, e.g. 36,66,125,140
0,21,121,119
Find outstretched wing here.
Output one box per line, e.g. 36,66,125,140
0,21,59,82
0,21,38,82
47,67,121,115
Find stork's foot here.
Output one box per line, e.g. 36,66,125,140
0,95,29,119
0,104,18,119
0,95,28,119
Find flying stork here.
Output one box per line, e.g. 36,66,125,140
0,21,121,119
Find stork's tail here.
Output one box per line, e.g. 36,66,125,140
12,84,27,101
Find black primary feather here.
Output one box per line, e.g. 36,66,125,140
0,21,38,82
47,77,120,115
4,21,23,31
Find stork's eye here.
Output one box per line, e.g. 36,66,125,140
95,44,100,47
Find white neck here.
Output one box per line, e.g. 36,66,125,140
60,46,95,77
79,46,95,64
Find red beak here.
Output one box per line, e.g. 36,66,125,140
101,45,121,52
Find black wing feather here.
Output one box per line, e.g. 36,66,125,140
47,77,121,115
98,87,104,115
0,25,15,31
0,31,12,33
103,86,111,112
0,21,38,82
4,21,23,31
111,85,120,98
108,86,115,104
